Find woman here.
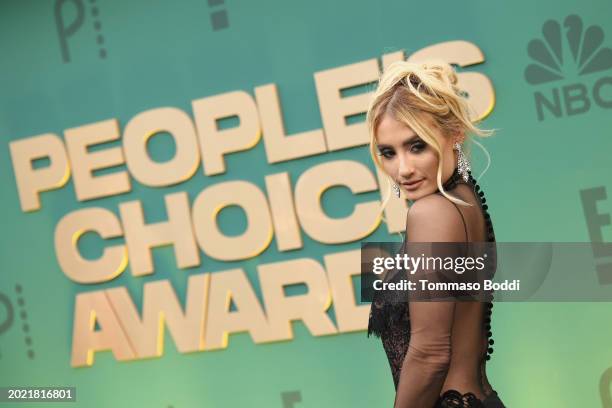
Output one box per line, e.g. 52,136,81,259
366,60,505,408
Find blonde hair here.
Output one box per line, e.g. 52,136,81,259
366,59,494,224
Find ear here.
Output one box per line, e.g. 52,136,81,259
453,130,466,144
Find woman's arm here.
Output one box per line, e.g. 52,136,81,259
394,301,454,407
393,194,467,408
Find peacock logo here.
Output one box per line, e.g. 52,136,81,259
525,14,612,85
525,15,612,121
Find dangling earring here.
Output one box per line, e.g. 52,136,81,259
454,142,471,182
392,182,400,197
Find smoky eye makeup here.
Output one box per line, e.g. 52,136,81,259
376,147,394,158
410,140,426,152
376,135,425,158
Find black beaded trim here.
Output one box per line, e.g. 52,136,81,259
442,168,497,362
465,169,496,362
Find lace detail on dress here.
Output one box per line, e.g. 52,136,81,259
435,389,484,408
367,168,501,404
380,303,411,389
435,389,506,408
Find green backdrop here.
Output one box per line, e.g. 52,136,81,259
1,0,612,406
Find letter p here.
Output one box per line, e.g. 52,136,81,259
55,0,85,63
9,134,70,212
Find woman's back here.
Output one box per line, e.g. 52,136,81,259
368,169,504,407
440,180,494,403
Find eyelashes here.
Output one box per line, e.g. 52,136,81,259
377,149,399,159
377,142,426,159
411,142,426,153
377,149,394,159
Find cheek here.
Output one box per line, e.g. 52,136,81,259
381,159,398,177
421,150,440,175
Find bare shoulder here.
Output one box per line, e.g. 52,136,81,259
406,193,466,242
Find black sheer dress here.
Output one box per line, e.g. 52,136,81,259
367,168,505,408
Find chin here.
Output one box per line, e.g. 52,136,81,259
404,191,426,201
402,183,435,201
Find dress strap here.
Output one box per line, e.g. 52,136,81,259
448,200,468,242
438,167,469,241
434,190,469,242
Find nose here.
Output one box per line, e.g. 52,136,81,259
397,153,414,180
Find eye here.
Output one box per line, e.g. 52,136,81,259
410,141,426,153
377,148,395,159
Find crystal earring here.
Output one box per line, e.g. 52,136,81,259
454,142,471,182
392,182,400,197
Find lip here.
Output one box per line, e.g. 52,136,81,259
401,179,424,190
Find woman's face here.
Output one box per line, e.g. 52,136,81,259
375,113,457,201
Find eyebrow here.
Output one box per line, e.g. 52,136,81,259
377,135,421,149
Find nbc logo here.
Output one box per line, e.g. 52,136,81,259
524,14,612,121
